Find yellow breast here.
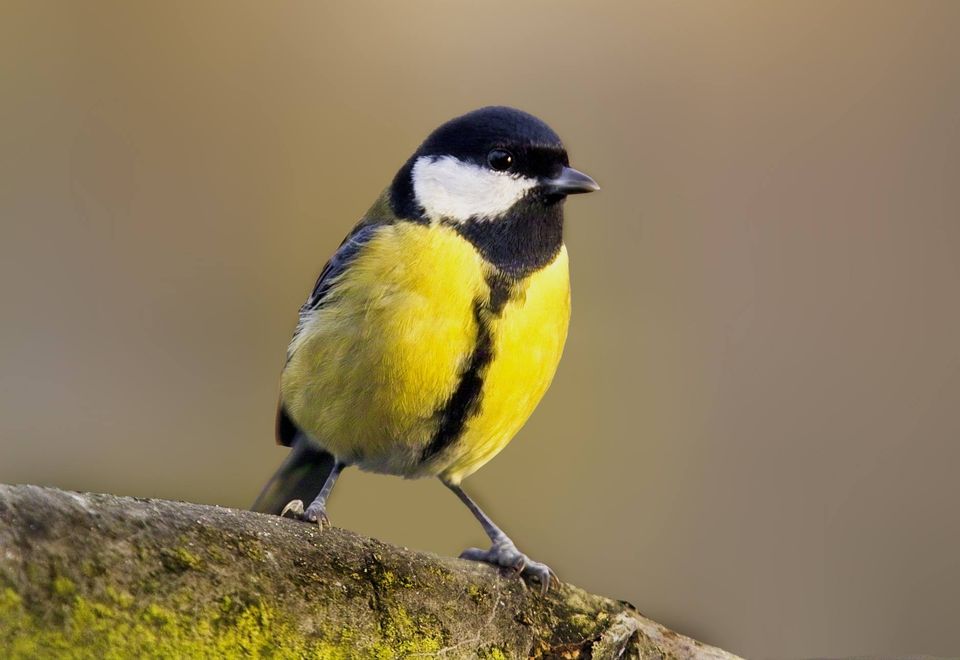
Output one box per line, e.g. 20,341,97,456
281,220,570,482
438,246,570,483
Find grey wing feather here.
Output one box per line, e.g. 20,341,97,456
289,223,381,352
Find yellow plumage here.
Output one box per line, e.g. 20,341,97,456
281,218,570,484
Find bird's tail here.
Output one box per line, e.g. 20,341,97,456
251,434,336,515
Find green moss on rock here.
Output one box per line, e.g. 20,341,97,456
477,645,508,659
0,586,346,659
52,577,77,598
159,547,202,572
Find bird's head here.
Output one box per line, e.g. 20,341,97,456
390,106,598,224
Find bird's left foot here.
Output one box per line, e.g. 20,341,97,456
279,499,330,529
459,540,559,595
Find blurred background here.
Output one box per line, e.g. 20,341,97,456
2,1,960,657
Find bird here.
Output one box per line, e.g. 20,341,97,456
252,106,598,594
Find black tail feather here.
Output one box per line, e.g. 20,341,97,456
251,434,336,515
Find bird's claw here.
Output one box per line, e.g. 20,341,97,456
459,542,559,596
279,499,330,529
280,499,304,518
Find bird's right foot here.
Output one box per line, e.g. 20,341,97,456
459,540,559,596
279,499,330,528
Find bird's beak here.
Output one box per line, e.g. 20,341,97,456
542,167,600,196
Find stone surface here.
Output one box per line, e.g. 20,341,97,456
0,484,740,659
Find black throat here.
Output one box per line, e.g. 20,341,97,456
449,198,565,280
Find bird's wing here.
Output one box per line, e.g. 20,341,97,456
293,222,381,339
276,220,384,446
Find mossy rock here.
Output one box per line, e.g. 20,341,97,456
0,485,739,659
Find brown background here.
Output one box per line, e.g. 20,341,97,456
2,2,959,657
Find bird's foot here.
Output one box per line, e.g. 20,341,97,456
279,499,330,529
460,540,559,595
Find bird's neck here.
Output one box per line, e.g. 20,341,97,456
447,200,564,280
384,178,565,279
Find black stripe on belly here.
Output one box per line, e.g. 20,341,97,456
420,273,514,463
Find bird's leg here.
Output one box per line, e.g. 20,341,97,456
444,481,558,595
280,460,345,528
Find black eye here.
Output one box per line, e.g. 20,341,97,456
487,149,513,172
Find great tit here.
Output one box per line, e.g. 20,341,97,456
252,106,598,593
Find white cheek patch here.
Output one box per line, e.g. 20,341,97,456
411,155,536,222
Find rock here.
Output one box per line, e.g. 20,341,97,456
0,484,740,659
